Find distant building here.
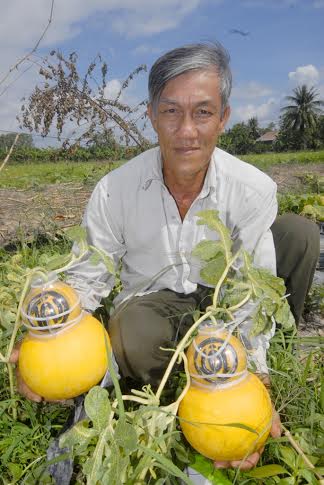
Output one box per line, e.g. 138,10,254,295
256,131,279,144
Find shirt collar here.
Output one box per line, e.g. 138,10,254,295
142,147,217,197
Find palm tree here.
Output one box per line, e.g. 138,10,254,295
247,117,260,140
281,85,324,148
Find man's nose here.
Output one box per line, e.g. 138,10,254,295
177,113,198,138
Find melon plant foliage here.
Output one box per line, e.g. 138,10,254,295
0,210,300,484
42,209,295,484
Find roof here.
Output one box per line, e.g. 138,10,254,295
256,131,279,142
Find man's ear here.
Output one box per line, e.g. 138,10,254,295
147,103,157,132
220,106,231,132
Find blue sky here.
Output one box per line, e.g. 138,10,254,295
1,0,324,145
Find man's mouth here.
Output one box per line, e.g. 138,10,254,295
174,147,200,153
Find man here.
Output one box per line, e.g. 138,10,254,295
13,42,319,470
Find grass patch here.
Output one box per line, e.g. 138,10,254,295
0,160,124,189
241,150,324,171
1,150,324,189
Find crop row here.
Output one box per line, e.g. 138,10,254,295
0,145,146,163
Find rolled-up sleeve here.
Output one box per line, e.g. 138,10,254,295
66,179,126,311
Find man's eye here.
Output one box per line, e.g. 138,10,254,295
160,107,178,114
197,109,212,116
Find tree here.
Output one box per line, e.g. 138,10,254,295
19,51,150,150
0,132,33,150
218,122,254,155
280,84,324,149
247,117,261,140
316,114,324,148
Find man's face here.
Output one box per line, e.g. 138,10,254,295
148,69,230,177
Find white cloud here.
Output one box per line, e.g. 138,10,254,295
0,0,202,54
232,81,273,99
242,0,323,7
316,84,324,99
133,45,163,56
104,79,122,100
288,64,320,85
241,0,297,7
232,98,278,123
313,0,324,6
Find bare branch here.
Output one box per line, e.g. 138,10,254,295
0,134,19,172
18,50,150,149
0,0,54,89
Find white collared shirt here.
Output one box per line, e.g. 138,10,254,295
67,146,278,372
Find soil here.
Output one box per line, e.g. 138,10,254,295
1,161,323,248
266,162,324,193
0,182,92,247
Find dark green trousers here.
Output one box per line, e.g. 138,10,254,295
108,214,320,384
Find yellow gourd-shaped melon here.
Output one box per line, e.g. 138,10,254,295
178,372,272,461
187,323,247,387
19,313,110,400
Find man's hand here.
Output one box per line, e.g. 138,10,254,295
9,343,43,403
214,405,282,471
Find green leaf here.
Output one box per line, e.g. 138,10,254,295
83,427,110,485
89,252,102,266
88,247,116,275
46,253,72,271
189,453,232,485
0,309,16,329
277,478,295,485
192,240,224,262
173,439,191,464
298,468,318,485
200,253,227,286
245,464,289,478
114,420,137,453
65,225,87,244
99,252,115,275
137,444,193,484
221,284,250,308
274,300,295,331
100,441,125,485
195,210,232,261
59,420,98,449
84,386,111,431
8,462,23,481
6,272,22,283
249,267,285,301
279,446,296,470
251,303,268,337
320,376,324,413
106,340,124,419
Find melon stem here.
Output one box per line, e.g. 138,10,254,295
156,250,242,402
7,363,17,419
4,268,49,417
212,250,241,308
227,288,252,312
155,310,213,402
6,272,34,363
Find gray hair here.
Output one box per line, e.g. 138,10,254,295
148,42,232,118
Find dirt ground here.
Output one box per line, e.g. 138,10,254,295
1,161,323,247
0,182,92,247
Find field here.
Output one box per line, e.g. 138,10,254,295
0,150,323,484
